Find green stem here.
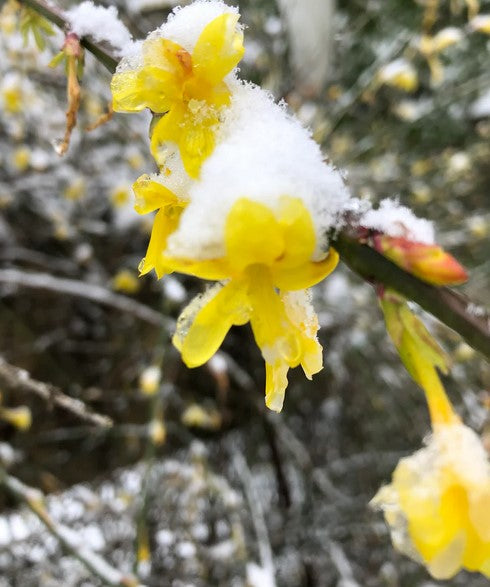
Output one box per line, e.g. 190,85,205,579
17,0,119,72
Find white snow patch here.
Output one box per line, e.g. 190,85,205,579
360,198,435,244
162,276,187,303
246,562,276,587
166,82,351,261
469,88,490,119
154,0,240,53
175,540,196,558
65,2,134,57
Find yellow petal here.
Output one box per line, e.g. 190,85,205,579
159,255,231,281
225,199,285,271
139,207,181,278
276,196,316,267
179,116,217,178
273,248,339,290
192,13,245,86
247,266,300,366
150,105,186,166
111,70,148,112
143,38,192,77
282,290,323,378
265,361,289,412
173,281,250,368
133,174,182,214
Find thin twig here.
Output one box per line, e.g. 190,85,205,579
0,467,143,587
16,0,119,73
233,452,277,587
0,268,172,329
0,357,113,428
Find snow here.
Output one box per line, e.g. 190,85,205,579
208,352,228,374
166,82,351,261
154,0,240,53
162,276,187,303
246,562,276,587
469,88,490,119
360,198,435,244
65,2,134,58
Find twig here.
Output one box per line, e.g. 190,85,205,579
327,539,362,587
333,232,490,359
0,268,172,329
16,0,119,73
0,357,113,428
0,467,143,587
233,452,277,587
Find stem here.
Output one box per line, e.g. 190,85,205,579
17,0,119,73
0,357,113,428
0,467,142,586
333,232,490,358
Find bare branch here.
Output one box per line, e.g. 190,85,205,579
0,467,143,587
0,268,171,329
0,357,113,428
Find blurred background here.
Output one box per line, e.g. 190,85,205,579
0,0,489,585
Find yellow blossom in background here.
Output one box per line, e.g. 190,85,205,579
139,365,161,395
0,406,32,431
166,196,339,411
63,177,86,201
110,184,130,208
372,397,490,580
132,174,187,278
377,59,419,93
470,14,490,33
112,269,140,294
181,403,222,430
12,146,30,171
2,83,23,113
111,13,244,177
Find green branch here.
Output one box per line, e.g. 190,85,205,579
333,232,490,358
15,0,490,360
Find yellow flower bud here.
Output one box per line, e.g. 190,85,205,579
0,406,32,431
139,366,161,396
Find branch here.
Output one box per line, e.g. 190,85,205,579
0,268,172,329
0,467,142,587
0,357,113,428
16,0,119,73
333,232,490,358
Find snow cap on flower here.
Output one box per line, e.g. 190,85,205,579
165,82,351,262
111,1,244,177
361,198,435,244
154,0,240,53
372,422,490,580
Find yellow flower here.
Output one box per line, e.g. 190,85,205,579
166,196,339,411
111,13,244,178
132,174,187,278
372,384,490,580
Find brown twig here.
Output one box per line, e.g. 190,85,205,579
0,467,142,586
0,268,172,329
0,357,113,428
